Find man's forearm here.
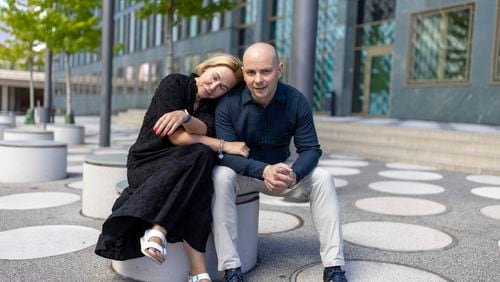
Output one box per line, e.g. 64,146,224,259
219,154,267,180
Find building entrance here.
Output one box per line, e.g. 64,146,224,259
362,45,392,115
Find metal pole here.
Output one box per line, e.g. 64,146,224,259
100,0,114,147
290,0,318,106
42,49,53,124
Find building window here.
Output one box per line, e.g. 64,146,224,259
237,0,257,57
407,4,474,84
493,0,500,82
183,54,201,74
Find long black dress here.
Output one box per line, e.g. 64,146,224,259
95,73,217,260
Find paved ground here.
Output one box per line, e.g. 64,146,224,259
0,116,499,282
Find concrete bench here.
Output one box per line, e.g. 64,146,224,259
0,140,67,183
0,113,16,127
0,122,13,140
112,181,259,282
46,124,85,145
82,154,127,219
3,127,54,141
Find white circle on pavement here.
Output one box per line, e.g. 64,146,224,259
386,162,437,171
470,187,500,200
67,165,83,174
355,197,446,216
334,178,348,188
66,180,83,190
0,192,80,210
0,225,100,259
342,221,453,251
259,194,309,207
480,205,500,220
258,210,301,234
378,170,443,181
67,154,86,163
319,159,369,167
323,167,360,176
294,260,447,282
466,175,500,185
369,181,445,195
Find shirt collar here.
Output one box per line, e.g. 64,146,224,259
241,82,286,106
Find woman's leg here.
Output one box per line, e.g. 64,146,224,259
144,224,167,263
183,241,210,281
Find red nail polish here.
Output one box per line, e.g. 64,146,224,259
161,132,166,137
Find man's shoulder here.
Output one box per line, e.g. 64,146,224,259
220,83,246,103
279,82,307,102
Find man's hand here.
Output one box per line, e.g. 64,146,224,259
153,110,187,137
262,163,295,193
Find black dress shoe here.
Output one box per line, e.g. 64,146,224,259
224,267,244,282
323,266,347,282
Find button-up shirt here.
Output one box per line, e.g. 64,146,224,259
215,82,322,182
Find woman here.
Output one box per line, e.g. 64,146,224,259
95,54,248,282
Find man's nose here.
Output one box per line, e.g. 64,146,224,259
254,73,263,83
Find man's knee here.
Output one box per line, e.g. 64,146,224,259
212,166,238,192
311,167,336,189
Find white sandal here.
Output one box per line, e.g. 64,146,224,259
188,273,211,282
139,229,167,265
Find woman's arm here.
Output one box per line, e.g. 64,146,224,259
153,110,207,137
169,128,249,157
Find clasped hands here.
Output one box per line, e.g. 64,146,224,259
262,163,296,193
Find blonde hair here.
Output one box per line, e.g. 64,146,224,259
194,54,244,83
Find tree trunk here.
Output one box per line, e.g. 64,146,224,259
64,51,74,124
164,11,174,76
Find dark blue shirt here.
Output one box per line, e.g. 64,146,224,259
215,82,322,182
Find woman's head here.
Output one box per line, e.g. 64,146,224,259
194,54,243,100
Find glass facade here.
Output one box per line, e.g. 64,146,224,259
407,4,474,84
494,0,500,82
352,0,395,114
313,0,339,113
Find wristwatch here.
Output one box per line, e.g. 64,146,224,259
183,109,192,124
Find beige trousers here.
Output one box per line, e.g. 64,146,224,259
211,165,345,271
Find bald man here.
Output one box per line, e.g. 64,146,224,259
212,42,346,282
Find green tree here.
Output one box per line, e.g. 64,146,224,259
35,0,101,124
133,0,234,75
0,0,45,124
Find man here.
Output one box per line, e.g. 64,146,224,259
213,42,346,282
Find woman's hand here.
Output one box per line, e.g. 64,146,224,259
153,110,187,137
224,141,250,158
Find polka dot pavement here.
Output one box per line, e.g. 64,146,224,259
0,225,100,260
369,181,445,195
293,261,448,282
1,116,499,282
342,221,453,251
378,170,443,181
355,197,446,216
0,192,80,210
470,187,500,200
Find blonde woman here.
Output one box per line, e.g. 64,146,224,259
95,54,248,282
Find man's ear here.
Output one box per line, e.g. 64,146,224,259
278,62,284,78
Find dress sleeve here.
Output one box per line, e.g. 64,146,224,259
148,74,191,121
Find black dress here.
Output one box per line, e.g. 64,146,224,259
95,74,217,260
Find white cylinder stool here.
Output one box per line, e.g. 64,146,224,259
0,113,15,127
46,124,85,145
0,140,67,183
112,191,260,282
0,122,13,140
3,127,54,141
82,154,127,219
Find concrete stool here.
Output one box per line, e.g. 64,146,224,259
3,127,54,141
82,154,127,219
0,140,67,183
0,113,15,127
112,185,259,282
47,124,85,145
0,122,13,140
